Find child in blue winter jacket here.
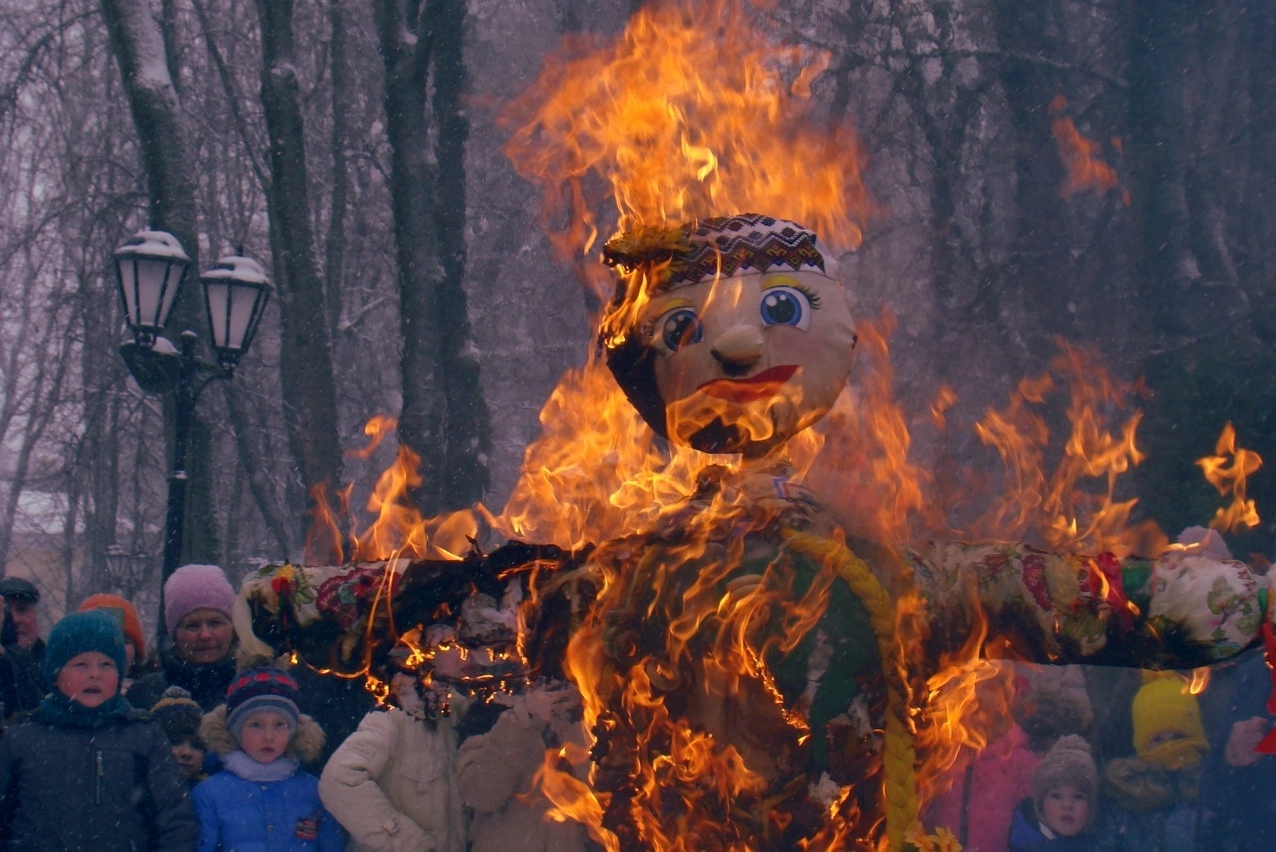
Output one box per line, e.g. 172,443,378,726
193,666,344,851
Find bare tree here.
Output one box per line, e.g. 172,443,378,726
256,0,345,520
374,0,491,514
99,0,221,564
0,255,74,577
325,0,350,341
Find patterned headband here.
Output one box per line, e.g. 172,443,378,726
603,213,826,289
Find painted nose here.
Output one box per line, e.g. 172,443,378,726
711,325,764,374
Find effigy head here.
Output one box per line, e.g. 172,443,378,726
602,213,857,455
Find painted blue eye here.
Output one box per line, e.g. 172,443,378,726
759,287,813,330
659,307,703,351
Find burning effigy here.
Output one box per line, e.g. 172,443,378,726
235,214,1271,851
233,3,1272,851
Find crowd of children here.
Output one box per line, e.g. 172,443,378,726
0,564,588,851
922,659,1268,852
0,565,352,852
0,560,1272,850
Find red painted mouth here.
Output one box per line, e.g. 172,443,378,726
698,365,798,403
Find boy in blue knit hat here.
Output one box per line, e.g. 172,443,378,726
0,610,197,848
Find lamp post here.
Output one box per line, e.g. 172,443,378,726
103,544,151,596
114,230,271,636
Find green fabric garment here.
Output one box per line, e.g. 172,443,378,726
753,546,879,771
1122,559,1155,612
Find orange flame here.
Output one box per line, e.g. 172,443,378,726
930,384,958,432
544,521,841,849
495,361,713,550
1197,422,1263,532
304,415,480,566
1049,95,1119,199
501,0,872,312
304,482,347,566
969,343,1164,557
350,413,397,460
915,660,1015,801
799,313,928,548
294,3,1242,846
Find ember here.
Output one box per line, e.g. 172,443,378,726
1049,95,1120,200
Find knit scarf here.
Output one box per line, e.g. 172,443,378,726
39,690,133,729
223,749,299,783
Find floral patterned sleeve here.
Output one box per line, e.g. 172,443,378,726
907,541,1269,668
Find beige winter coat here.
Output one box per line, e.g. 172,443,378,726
455,698,588,852
318,707,466,852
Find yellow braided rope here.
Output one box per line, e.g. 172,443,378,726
784,532,918,852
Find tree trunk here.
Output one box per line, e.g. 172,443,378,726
0,308,70,576
255,0,346,523
222,383,295,558
373,0,448,512
375,0,491,514
430,0,492,508
891,1,1014,377
325,0,350,341
990,0,1074,345
1238,3,1276,345
99,0,220,566
60,472,83,614
1127,0,1198,339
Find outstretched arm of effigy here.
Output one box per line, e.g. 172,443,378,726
907,541,1270,669
231,543,591,673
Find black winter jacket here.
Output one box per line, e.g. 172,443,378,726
0,709,198,850
127,648,236,713
0,647,43,723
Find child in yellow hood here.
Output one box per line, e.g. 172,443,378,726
1094,673,1213,852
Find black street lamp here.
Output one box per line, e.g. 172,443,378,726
103,543,151,595
114,230,271,636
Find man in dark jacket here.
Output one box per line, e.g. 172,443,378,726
0,578,45,724
0,577,46,664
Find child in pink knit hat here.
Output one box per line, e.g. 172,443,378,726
128,563,239,711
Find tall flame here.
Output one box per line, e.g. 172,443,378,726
502,0,872,308
969,343,1164,557
495,361,714,550
304,415,478,566
1197,422,1263,532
